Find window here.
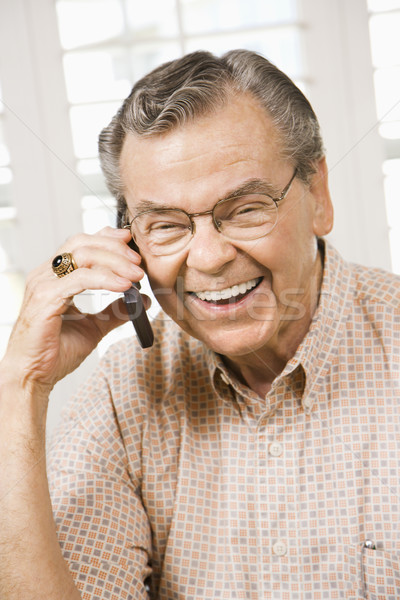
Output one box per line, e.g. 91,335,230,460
0,80,24,358
367,0,400,273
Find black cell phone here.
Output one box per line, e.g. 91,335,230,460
117,214,154,348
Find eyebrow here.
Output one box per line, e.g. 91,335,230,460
130,178,279,216
224,178,280,199
131,200,174,216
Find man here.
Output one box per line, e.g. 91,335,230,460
0,50,399,599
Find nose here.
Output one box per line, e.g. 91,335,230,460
185,218,237,274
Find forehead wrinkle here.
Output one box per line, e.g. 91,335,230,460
155,137,262,178
158,154,249,186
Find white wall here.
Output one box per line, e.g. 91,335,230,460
300,0,391,270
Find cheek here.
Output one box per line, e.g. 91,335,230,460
249,225,318,286
277,201,318,250
145,257,182,307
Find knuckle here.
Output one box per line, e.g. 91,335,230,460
71,232,90,247
99,225,115,234
30,280,52,303
25,271,45,295
26,262,46,285
60,232,89,252
25,271,36,288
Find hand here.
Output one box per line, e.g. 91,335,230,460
0,227,146,395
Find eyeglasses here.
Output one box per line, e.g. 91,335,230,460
124,169,297,256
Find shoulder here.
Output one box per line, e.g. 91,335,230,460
104,311,206,370
350,262,400,311
101,311,211,400
54,313,211,451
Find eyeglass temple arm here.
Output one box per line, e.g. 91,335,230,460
276,168,297,203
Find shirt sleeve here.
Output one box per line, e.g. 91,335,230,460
47,359,152,600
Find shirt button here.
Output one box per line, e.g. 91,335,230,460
269,442,283,457
273,541,287,556
303,397,313,410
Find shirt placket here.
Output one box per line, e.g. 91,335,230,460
212,364,306,598
254,377,304,599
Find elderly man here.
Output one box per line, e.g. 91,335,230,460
0,50,399,600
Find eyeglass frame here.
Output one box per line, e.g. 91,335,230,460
123,168,297,252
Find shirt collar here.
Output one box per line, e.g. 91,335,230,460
283,239,354,411
204,239,354,413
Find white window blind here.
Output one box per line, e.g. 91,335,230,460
367,0,400,273
0,80,24,359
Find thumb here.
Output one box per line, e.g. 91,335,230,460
94,297,129,337
93,294,152,337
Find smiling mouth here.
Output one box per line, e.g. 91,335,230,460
190,277,263,305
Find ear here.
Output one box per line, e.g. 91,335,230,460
309,158,334,236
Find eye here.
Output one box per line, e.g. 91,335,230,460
234,204,264,216
149,221,186,232
222,199,270,221
214,195,277,232
135,210,191,241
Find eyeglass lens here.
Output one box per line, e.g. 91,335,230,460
131,193,278,256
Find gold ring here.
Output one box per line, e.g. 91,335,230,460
51,253,78,278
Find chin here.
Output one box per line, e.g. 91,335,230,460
187,319,279,358
159,296,280,356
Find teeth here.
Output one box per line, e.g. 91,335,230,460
220,288,231,299
194,278,260,302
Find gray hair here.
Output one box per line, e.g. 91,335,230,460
98,49,325,219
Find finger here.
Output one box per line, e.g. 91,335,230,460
21,228,144,322
22,267,134,323
56,228,141,266
55,266,137,304
141,293,152,311
96,225,131,240
92,297,130,336
27,229,140,286
67,246,144,283
92,294,152,338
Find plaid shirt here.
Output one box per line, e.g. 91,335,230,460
48,241,400,600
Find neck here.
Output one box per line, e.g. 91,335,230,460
224,247,324,398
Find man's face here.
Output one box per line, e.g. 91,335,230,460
120,94,333,362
